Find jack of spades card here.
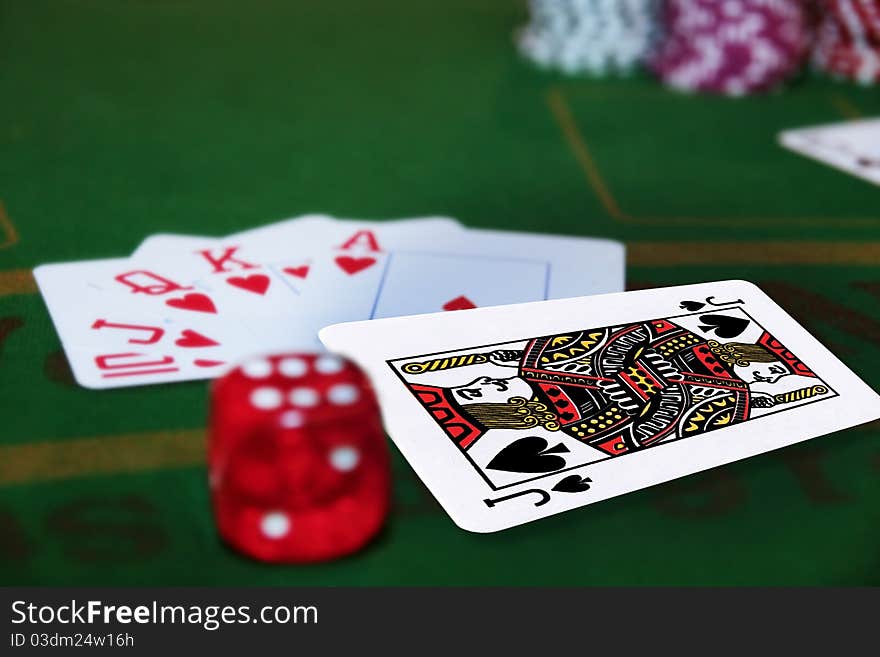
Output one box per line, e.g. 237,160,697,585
389,305,832,494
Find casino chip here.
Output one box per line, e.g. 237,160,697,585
517,0,663,76
812,0,880,85
208,353,390,563
650,0,813,96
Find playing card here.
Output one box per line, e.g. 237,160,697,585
225,215,463,260
128,216,467,344
123,237,305,320
301,224,623,324
403,228,625,299
370,252,551,318
34,260,257,388
230,216,467,350
779,118,880,186
129,214,333,260
320,280,880,533
130,233,225,257
258,249,392,350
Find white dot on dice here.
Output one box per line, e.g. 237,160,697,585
250,387,283,410
329,446,360,472
279,410,304,429
314,355,344,374
328,383,359,405
241,358,273,379
260,512,291,539
278,357,308,378
289,387,319,407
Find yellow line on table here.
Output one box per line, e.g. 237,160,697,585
547,87,880,228
0,429,205,486
546,88,626,221
1,422,877,487
0,201,20,250
0,241,878,301
0,269,37,295
828,94,864,120
628,241,880,266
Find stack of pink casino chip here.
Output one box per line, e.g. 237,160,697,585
650,0,813,96
812,0,880,85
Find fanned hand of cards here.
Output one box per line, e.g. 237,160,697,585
35,214,626,389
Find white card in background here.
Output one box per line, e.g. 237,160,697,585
222,216,466,350
320,280,880,533
258,250,392,352
779,117,880,186
34,260,257,388
370,252,550,319
59,339,233,389
129,214,332,260
123,237,305,319
413,229,625,298
130,215,465,305
130,233,224,257
113,216,470,363
227,215,464,263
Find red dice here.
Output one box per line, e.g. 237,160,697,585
208,353,390,563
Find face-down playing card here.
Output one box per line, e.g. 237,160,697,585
320,281,880,533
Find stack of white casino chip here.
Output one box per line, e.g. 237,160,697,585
517,0,663,76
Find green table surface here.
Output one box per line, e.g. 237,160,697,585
1,0,879,586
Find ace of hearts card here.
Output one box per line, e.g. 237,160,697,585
320,280,880,533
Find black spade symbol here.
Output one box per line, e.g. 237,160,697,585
552,475,592,493
680,300,706,311
698,314,750,339
545,387,561,397
487,436,570,473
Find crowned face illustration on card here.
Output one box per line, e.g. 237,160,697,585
388,304,833,489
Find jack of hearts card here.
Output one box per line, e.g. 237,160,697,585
320,281,880,532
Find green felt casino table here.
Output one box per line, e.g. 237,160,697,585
1,0,879,586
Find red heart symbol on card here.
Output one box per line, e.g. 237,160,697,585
175,330,219,348
226,274,270,295
443,295,477,311
283,265,310,279
166,293,217,314
334,256,376,275
193,359,224,368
